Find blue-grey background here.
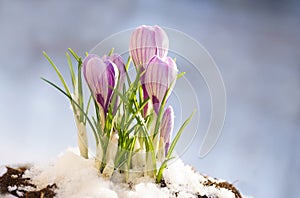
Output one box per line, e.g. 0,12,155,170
0,0,299,197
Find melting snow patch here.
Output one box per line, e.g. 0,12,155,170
20,149,248,198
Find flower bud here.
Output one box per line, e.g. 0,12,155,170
160,106,174,155
143,56,178,114
83,54,119,115
129,25,169,69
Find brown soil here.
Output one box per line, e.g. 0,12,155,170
203,179,242,198
160,175,243,198
0,166,56,198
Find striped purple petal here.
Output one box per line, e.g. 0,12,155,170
129,25,169,69
143,55,178,114
107,54,126,90
160,106,174,155
104,54,126,114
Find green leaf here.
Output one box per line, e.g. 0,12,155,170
155,157,175,182
43,51,72,97
138,85,143,105
166,110,196,159
125,56,131,71
68,48,80,62
66,52,76,90
92,116,103,140
177,72,186,79
77,59,84,121
111,88,129,105
126,136,137,181
108,48,114,56
84,95,93,124
124,97,150,130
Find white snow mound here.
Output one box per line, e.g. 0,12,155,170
20,149,248,198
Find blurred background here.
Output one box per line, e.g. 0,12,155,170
0,0,299,197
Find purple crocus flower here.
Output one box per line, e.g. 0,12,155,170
129,25,169,69
143,55,178,114
83,54,119,115
160,106,174,155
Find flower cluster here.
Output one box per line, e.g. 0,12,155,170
43,25,194,183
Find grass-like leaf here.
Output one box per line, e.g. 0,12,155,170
84,95,93,125
108,48,114,56
126,136,137,181
77,59,84,121
68,48,80,62
66,52,76,90
43,52,72,97
166,110,195,159
177,72,186,79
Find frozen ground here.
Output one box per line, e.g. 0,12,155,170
0,1,299,198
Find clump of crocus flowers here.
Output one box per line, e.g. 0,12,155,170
43,25,194,183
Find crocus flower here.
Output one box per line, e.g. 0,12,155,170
83,54,119,116
160,106,174,155
143,55,178,114
129,25,169,69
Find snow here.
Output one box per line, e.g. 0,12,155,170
25,149,117,198
122,183,168,198
1,148,250,198
163,159,235,198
